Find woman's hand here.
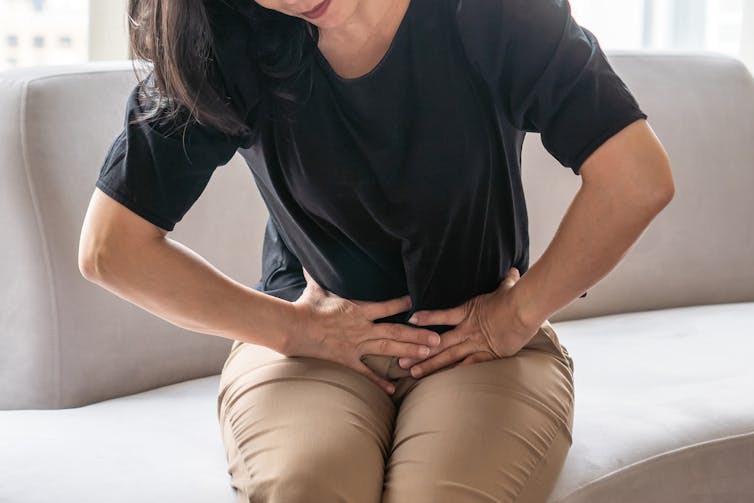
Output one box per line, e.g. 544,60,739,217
398,267,539,378
286,268,442,395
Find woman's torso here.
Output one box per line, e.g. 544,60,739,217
239,0,530,331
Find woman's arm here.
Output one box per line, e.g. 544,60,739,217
79,188,296,352
508,118,675,330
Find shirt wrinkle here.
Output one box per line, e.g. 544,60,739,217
95,0,647,314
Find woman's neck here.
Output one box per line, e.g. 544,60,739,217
316,0,403,51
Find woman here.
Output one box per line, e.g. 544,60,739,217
80,0,674,501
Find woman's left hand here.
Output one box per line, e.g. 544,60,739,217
399,267,540,378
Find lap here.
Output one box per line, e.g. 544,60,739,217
216,321,575,503
381,321,576,503
216,341,395,503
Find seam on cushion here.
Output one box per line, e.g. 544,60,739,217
552,430,754,503
19,78,62,408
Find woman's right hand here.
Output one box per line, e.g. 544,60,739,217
285,268,441,395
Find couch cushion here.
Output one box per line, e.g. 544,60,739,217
0,375,235,503
1,302,752,502
550,301,754,502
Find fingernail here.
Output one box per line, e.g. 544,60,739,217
429,334,441,345
420,346,430,356
411,367,422,378
387,384,395,394
408,314,418,324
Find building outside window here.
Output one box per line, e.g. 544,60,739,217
569,0,747,56
0,0,87,70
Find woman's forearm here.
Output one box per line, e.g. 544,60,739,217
509,177,673,330
83,236,295,353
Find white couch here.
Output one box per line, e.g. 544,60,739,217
1,53,753,502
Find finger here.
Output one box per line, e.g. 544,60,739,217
398,356,419,368
302,267,327,294
501,267,520,290
356,295,413,321
373,323,441,348
352,360,396,395
456,352,495,368
397,327,467,368
359,338,431,360
408,302,468,327
410,340,476,378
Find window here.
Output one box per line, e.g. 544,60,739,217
569,0,745,55
0,0,751,72
0,0,89,70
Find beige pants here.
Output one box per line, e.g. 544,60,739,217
216,319,575,503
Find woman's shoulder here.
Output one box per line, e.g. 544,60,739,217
453,0,580,81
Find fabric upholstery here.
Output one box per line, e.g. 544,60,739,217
1,51,753,502
2,54,753,410
1,303,752,502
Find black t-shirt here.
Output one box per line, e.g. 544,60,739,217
95,0,647,333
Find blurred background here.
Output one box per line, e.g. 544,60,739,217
1,0,753,72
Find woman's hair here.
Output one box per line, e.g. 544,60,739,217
126,0,319,138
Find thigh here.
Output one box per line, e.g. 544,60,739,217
382,321,575,503
216,340,396,503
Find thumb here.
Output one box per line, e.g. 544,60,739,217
302,267,314,284
501,267,520,290
302,267,322,291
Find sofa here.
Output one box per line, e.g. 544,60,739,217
1,52,752,503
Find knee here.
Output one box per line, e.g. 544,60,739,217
383,423,573,503
243,469,375,503
270,472,332,502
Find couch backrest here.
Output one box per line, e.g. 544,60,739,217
1,54,752,409
524,52,754,322
0,62,269,409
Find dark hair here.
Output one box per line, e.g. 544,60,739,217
126,0,319,139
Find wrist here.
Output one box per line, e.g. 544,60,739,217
280,299,307,355
507,278,548,332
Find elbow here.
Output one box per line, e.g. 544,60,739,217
78,227,100,281
78,232,113,283
654,181,674,211
78,248,104,283
581,119,676,212
647,155,675,212
627,140,676,213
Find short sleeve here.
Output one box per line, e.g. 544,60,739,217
95,77,244,232
455,0,648,175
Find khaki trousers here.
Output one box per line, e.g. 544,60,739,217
216,319,575,503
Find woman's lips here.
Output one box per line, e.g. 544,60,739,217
301,0,331,19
